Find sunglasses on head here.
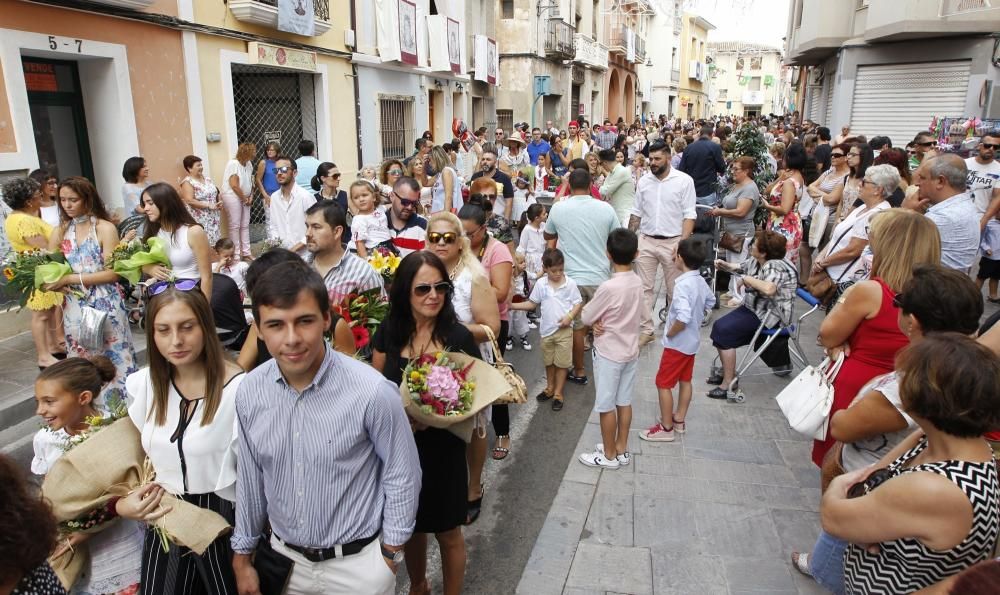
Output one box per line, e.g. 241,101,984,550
428,231,458,244
148,279,199,297
983,143,1000,149
413,281,452,296
272,166,293,174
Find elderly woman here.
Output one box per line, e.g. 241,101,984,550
792,265,985,593
811,164,897,296
372,251,484,595
813,209,942,466
709,156,761,307
821,334,1000,594
179,155,222,245
707,230,799,399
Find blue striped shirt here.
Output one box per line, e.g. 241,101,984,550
231,347,421,553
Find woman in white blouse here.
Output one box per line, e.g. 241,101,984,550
118,286,244,594
220,143,256,261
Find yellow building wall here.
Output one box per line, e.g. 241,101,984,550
0,61,15,153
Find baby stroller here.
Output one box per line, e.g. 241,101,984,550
655,204,719,324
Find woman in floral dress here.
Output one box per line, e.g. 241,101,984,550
762,143,806,268
44,177,136,403
179,155,222,245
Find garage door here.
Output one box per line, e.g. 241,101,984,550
850,61,970,146
807,86,822,123
824,75,834,128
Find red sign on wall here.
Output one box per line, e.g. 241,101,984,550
23,61,57,92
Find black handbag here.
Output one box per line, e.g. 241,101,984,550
253,532,294,595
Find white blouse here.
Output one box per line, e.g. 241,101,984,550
126,368,244,501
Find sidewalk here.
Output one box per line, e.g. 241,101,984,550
516,307,829,595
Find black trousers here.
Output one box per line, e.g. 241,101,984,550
491,320,510,436
140,492,237,595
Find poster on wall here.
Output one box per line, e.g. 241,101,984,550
447,17,461,74
487,37,497,85
398,0,418,65
277,0,315,37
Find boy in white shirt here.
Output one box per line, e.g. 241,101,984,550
510,248,582,411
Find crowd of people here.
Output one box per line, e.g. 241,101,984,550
1,110,1000,595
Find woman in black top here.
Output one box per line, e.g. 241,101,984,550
372,251,480,595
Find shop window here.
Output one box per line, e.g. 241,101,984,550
379,95,415,161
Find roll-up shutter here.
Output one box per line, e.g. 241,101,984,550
807,86,822,123
850,61,970,145
823,75,834,127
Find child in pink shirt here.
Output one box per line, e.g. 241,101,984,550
577,229,644,469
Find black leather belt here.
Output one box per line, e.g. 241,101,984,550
275,533,377,562
644,234,678,240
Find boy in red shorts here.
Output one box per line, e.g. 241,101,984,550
640,238,715,442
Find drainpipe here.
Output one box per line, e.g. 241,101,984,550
350,0,364,173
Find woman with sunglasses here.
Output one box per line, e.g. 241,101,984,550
807,142,853,249
792,265,984,593
45,177,137,399
372,251,484,595
141,182,214,301
220,142,256,261
29,169,61,228
379,159,406,202
826,143,875,224
119,284,244,594
821,334,1000,595
311,161,349,214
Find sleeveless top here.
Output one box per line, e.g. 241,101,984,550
431,167,462,213
844,437,999,594
846,278,909,369
261,158,280,195
157,225,200,281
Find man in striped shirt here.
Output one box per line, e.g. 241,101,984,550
304,201,385,303
232,262,420,594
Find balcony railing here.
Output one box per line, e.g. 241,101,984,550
229,0,332,35
544,18,577,61
574,33,609,70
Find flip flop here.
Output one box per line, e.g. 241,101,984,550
790,551,812,576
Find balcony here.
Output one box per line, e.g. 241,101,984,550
634,34,646,63
574,33,609,71
863,0,1000,41
545,18,577,61
229,0,332,36
86,0,155,7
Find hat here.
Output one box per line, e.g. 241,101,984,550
504,136,526,148
568,121,579,128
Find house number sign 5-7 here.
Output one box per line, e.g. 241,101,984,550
48,36,83,53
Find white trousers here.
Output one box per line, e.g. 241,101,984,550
271,535,395,595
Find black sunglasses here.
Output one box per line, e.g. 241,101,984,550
272,166,293,174
325,173,341,179
831,153,845,158
983,143,1000,149
915,141,937,147
428,231,458,244
469,192,497,203
413,281,452,296
391,192,418,208
847,468,893,499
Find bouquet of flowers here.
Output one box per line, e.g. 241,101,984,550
42,418,230,590
332,288,389,351
260,237,283,253
367,247,401,287
399,350,513,442
111,237,171,284
1,250,77,308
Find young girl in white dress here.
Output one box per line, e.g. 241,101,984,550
32,356,143,595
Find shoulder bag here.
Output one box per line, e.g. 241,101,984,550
775,353,845,441
480,325,528,404
805,223,862,305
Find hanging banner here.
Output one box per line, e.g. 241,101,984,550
277,0,315,37
376,0,401,62
447,17,461,74
626,28,635,63
398,0,418,65
487,37,497,85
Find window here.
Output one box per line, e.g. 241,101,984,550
379,95,415,161
795,0,803,28
718,88,727,99
502,0,514,19
735,57,745,70
750,56,762,70
593,0,599,38
497,109,513,135
749,77,761,91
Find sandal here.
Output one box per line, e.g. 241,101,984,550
672,417,686,434
552,397,564,411
790,551,812,576
408,578,431,595
492,435,511,460
465,487,485,525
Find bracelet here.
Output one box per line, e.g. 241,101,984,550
78,273,86,289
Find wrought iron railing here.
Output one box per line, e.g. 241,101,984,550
545,19,576,60
253,0,330,21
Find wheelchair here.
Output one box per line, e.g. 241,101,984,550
708,288,822,403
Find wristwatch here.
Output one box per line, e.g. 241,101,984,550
381,544,405,565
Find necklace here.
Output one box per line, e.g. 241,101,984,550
72,214,90,224
448,262,462,280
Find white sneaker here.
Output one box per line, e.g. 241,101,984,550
528,321,538,329
595,443,631,465
521,337,532,351
639,423,676,442
579,450,620,469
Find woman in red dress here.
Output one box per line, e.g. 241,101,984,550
812,209,941,466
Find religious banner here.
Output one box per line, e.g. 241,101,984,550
375,0,401,63
487,37,497,85
447,17,461,74
277,0,315,37
398,0,418,65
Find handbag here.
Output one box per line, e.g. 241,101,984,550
808,201,830,248
718,231,745,253
805,269,836,305
253,532,294,595
775,353,844,441
480,325,528,404
77,304,108,352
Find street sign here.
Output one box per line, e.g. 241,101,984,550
534,75,551,97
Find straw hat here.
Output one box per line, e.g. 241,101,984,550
504,136,526,149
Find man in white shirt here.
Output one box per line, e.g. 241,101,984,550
965,134,1000,228
269,156,316,257
629,140,697,346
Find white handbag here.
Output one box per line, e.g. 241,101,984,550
808,201,830,249
775,353,844,441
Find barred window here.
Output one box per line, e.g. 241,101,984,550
379,95,415,162
497,109,514,135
